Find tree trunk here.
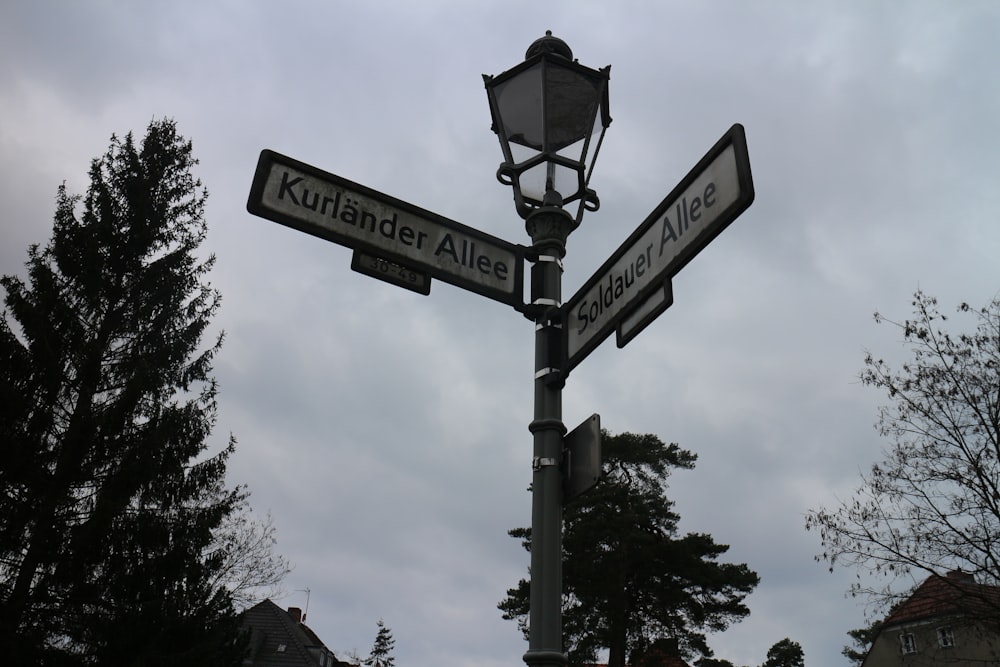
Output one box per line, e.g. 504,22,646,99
607,541,629,667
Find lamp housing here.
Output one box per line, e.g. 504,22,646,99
484,32,611,224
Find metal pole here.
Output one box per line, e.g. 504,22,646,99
523,205,574,667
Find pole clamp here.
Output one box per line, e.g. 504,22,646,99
524,250,565,270
534,254,564,271
532,457,560,471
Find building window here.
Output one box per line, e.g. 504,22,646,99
937,626,955,648
900,633,917,654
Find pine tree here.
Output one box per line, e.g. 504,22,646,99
365,619,396,667
761,638,804,667
499,431,759,667
0,119,248,664
841,622,881,667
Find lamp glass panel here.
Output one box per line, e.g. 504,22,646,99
551,162,581,201
517,162,581,204
494,63,543,151
556,136,585,163
517,162,548,202
583,107,606,184
508,142,536,165
544,66,600,153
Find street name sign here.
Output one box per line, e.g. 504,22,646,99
248,150,525,309
563,124,754,373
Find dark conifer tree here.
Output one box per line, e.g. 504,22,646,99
841,621,881,667
365,619,396,667
499,431,759,667
761,638,804,667
0,119,247,665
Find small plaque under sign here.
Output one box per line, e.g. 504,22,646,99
351,250,431,295
617,281,673,348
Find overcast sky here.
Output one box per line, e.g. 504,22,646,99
2,2,999,666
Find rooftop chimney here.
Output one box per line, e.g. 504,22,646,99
287,606,302,624
946,570,976,584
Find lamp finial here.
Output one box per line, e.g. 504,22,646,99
525,30,573,60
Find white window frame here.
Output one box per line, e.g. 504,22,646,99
937,625,955,648
900,632,917,654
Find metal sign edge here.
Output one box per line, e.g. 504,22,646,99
615,281,674,349
247,149,527,310
562,413,602,502
563,123,754,373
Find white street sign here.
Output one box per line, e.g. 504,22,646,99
248,150,525,309
564,124,754,372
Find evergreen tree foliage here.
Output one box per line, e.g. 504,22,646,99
806,291,1000,616
694,658,736,667
695,659,738,667
760,638,804,667
841,621,881,667
0,119,252,665
499,431,759,667
365,618,395,667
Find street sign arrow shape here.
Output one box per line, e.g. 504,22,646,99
563,123,754,373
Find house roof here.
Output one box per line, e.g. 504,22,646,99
883,570,1000,627
241,599,352,666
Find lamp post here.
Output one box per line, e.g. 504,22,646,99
484,32,611,667
249,26,752,667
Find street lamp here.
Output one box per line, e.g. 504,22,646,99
484,32,611,667
249,24,752,667
484,30,611,226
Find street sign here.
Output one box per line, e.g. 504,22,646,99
562,414,601,502
248,150,525,309
563,124,754,372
